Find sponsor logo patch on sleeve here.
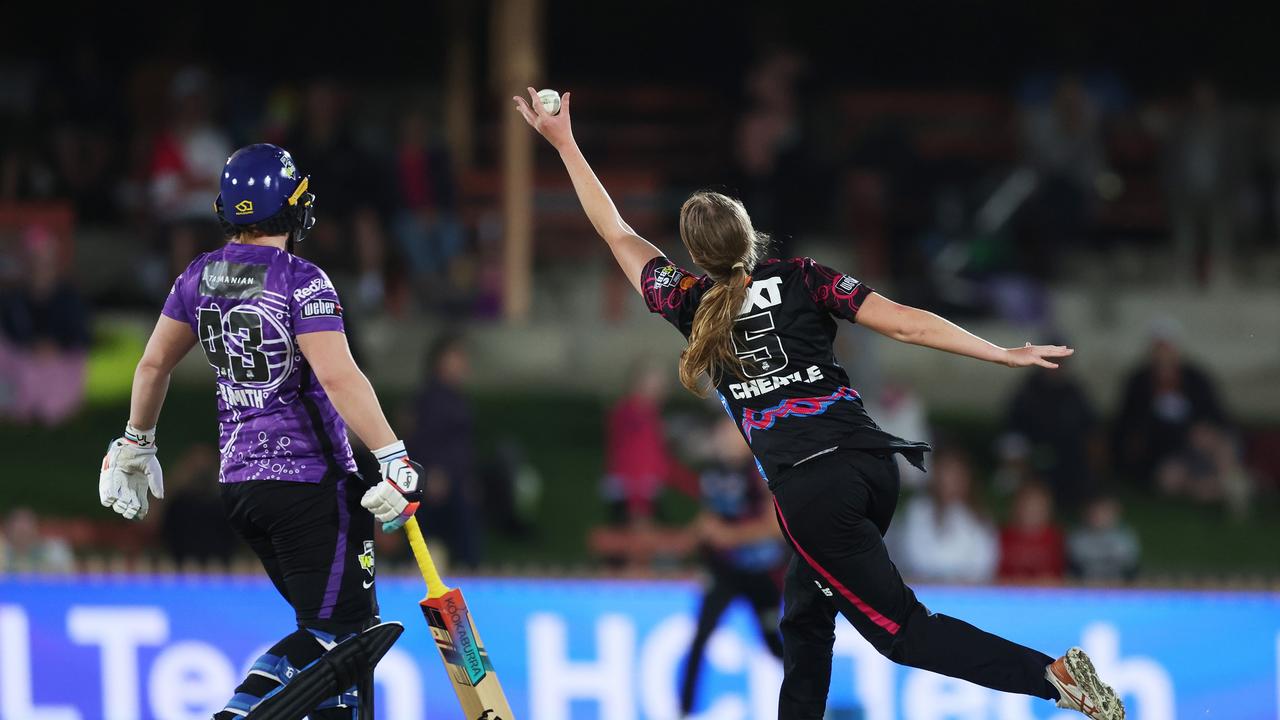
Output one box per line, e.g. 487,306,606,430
835,274,860,295
300,299,342,319
678,276,698,290
653,264,685,289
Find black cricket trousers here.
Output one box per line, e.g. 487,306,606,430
221,472,379,632
770,449,1057,719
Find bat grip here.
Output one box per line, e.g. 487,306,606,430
403,516,450,599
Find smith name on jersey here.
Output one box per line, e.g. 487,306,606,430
642,256,928,484
163,243,357,484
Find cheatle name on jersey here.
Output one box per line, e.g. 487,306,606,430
729,364,825,400
643,255,928,483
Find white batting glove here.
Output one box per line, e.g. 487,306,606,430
360,440,423,532
99,425,165,521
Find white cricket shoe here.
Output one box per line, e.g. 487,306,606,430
1045,647,1126,719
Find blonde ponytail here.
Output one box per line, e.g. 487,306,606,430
675,191,769,397
679,265,751,396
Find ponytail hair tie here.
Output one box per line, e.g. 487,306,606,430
731,261,746,271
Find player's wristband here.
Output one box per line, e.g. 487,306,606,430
124,424,157,449
372,440,406,463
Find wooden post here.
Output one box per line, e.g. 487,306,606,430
493,0,542,323
443,0,475,173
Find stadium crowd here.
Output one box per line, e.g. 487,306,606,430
0,42,1274,580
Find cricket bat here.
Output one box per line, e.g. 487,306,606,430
403,516,515,720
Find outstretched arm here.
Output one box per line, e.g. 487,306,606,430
513,88,662,294
856,292,1073,368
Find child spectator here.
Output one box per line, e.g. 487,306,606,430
998,481,1066,581
1067,496,1140,582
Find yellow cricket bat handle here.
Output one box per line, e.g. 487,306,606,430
404,516,450,599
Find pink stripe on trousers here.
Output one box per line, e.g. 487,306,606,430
773,497,901,635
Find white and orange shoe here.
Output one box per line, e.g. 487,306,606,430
1045,647,1126,719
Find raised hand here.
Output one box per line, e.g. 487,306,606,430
1003,342,1075,369
513,87,573,150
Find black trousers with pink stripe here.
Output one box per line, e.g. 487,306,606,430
771,449,1057,719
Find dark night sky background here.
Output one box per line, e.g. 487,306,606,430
3,2,1276,98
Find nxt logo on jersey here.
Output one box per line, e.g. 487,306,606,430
219,384,266,409
740,276,783,314
729,364,824,399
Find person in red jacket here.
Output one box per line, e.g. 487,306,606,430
999,480,1066,581
603,361,674,524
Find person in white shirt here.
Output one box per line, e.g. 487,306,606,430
892,449,998,583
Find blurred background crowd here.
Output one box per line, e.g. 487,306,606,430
1,2,1278,585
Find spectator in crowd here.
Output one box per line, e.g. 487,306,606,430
392,105,465,309
288,80,389,312
731,46,819,260
147,66,232,281
0,507,74,574
680,416,785,716
603,361,674,525
1067,495,1140,582
1114,318,1248,512
997,480,1066,581
891,448,998,583
160,444,236,566
408,332,481,567
866,382,932,492
1000,340,1104,511
0,226,89,425
1017,75,1110,276
1162,79,1247,287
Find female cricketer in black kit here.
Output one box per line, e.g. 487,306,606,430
96,144,423,718
514,90,1125,719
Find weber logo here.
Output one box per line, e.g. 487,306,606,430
300,299,340,319
835,275,859,295
200,262,266,299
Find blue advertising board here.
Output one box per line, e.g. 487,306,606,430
0,576,1275,719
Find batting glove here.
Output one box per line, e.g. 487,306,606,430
360,440,423,532
99,425,165,521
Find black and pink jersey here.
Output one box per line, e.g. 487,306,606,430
642,256,927,483
162,243,358,483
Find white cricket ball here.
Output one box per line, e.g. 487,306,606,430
538,89,561,115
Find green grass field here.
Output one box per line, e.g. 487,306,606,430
4,387,1277,577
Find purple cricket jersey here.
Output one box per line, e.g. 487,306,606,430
162,243,358,483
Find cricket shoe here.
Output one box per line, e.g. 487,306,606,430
1045,647,1125,719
